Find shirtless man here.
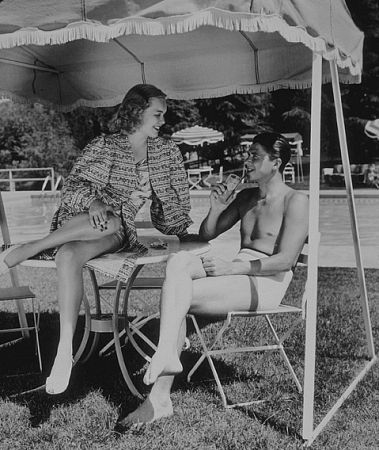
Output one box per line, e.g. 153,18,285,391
118,132,309,428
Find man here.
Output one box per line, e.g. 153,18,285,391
119,132,309,428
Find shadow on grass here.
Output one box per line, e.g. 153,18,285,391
0,266,378,442
0,311,243,428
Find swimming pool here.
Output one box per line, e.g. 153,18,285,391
2,191,379,251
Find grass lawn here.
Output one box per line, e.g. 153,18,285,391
0,265,378,449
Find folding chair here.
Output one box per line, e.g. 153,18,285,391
0,285,42,371
283,163,296,184
0,192,43,372
187,238,312,409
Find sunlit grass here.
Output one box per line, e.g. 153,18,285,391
0,266,378,449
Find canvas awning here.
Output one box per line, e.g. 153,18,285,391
0,0,364,111
0,2,375,447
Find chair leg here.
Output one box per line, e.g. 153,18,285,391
264,316,302,392
73,293,92,365
187,314,230,407
125,313,159,362
187,314,232,381
32,299,43,372
187,313,304,408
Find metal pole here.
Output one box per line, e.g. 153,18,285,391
302,52,322,441
329,60,376,358
51,168,55,191
9,169,15,192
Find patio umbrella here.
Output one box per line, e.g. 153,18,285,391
0,1,374,446
364,119,379,140
172,125,223,146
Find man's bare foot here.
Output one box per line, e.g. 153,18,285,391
143,351,182,385
45,347,73,395
116,396,173,431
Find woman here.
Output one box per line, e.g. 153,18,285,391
0,84,192,395
120,132,309,427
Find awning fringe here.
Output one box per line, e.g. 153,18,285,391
0,8,361,76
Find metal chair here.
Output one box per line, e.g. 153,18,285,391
0,192,43,371
0,285,42,372
187,238,312,409
283,163,296,184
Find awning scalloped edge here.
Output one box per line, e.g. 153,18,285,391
0,73,358,112
0,8,362,77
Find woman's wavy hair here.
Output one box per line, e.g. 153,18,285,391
109,84,166,134
252,132,292,173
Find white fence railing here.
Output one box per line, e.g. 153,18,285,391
0,167,62,191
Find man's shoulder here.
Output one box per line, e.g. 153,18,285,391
286,188,308,202
284,188,309,212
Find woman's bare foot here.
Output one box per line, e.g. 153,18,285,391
116,395,173,430
143,351,182,386
0,245,21,275
45,345,73,395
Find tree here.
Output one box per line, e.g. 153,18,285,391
0,101,77,176
195,93,272,146
63,106,117,151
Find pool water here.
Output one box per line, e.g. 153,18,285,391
2,191,379,249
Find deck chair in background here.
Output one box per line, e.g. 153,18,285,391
187,237,312,409
283,163,296,184
0,192,42,371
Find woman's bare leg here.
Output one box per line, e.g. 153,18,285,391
4,213,121,268
143,252,206,385
46,234,121,394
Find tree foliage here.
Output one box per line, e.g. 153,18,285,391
0,1,378,171
0,102,77,176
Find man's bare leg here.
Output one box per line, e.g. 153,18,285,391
143,252,205,385
45,235,120,394
144,255,257,386
3,213,120,268
118,321,186,428
125,272,257,425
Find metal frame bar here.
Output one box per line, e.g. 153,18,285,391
302,54,377,446
187,310,304,409
302,51,323,440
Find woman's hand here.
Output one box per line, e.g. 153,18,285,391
201,255,233,276
89,200,114,230
210,183,236,211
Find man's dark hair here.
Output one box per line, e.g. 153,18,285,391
252,132,292,173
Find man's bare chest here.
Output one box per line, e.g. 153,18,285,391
240,200,285,238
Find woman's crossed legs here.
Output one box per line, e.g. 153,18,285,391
1,212,122,394
46,234,121,394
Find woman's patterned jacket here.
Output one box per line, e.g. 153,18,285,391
51,133,193,281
